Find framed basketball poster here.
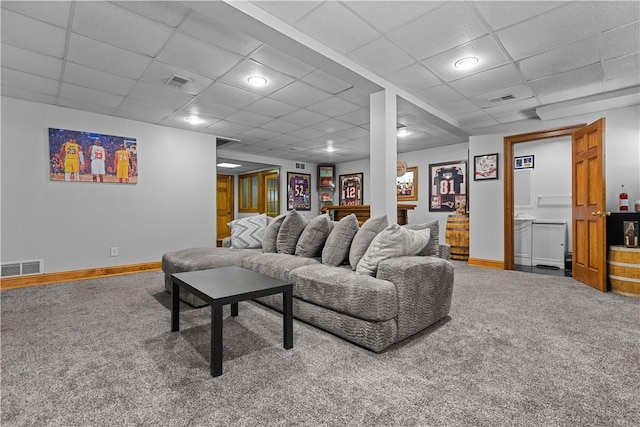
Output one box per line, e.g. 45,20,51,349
429,160,467,212
287,172,311,211
339,173,363,206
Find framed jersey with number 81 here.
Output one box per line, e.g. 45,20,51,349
428,160,467,213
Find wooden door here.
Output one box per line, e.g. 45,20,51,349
217,174,234,240
263,170,280,217
572,119,608,291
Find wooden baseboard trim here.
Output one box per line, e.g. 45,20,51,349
467,258,505,270
0,262,162,290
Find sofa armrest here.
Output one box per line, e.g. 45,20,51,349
377,256,454,342
222,236,232,247
439,243,451,260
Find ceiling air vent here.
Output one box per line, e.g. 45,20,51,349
165,74,192,89
487,94,515,103
295,163,306,169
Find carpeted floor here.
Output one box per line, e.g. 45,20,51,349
1,262,639,426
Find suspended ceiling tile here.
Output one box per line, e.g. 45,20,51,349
343,1,442,34
494,110,538,123
63,62,136,97
518,37,600,80
243,97,299,118
251,1,323,25
1,1,71,27
0,85,56,105
1,44,63,80
250,45,315,78
473,1,566,31
160,111,219,130
336,86,371,108
305,97,360,117
436,98,479,116
481,97,540,118
422,35,510,82
295,2,380,54
264,134,300,146
496,2,598,60
287,126,325,140
111,1,190,28
300,70,352,95
67,34,152,80
260,119,301,134
348,37,416,76
450,64,523,98
335,126,369,140
56,97,116,116
603,74,640,92
280,108,328,127
452,109,494,124
602,22,640,61
181,11,262,56
1,67,59,96
384,63,441,93
240,128,281,141
414,84,464,106
59,82,125,109
220,60,295,96
270,81,331,108
128,81,193,110
185,99,235,119
530,65,604,104
73,2,173,57
387,2,487,60
1,9,66,57
593,1,640,32
156,32,242,80
309,118,353,134
225,110,272,127
198,81,261,110
603,53,640,81
206,119,254,136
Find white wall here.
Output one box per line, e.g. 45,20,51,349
469,104,640,262
1,97,218,273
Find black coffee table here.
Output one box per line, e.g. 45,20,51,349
171,266,293,377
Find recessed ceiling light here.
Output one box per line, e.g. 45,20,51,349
247,76,268,87
185,116,203,124
326,146,335,153
454,56,479,70
397,128,410,137
217,162,242,168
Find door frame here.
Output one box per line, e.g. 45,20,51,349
503,124,586,270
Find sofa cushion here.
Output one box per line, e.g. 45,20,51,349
227,214,268,249
356,224,430,276
289,264,398,322
404,220,439,257
322,213,359,266
349,215,388,270
262,214,286,253
295,214,332,258
277,210,310,254
242,252,320,281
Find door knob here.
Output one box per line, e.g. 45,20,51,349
591,211,612,217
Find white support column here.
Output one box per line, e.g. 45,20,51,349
369,89,398,224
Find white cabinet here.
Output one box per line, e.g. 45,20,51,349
532,221,566,269
514,219,533,266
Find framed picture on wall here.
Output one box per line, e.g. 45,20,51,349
318,165,335,189
397,166,418,201
339,173,363,206
287,172,311,211
515,155,534,169
429,160,467,213
473,153,499,180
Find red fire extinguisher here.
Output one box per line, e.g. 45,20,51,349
619,185,629,211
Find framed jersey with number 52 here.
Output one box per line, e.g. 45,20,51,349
429,160,467,213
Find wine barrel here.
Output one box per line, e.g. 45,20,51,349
608,245,640,295
446,215,469,260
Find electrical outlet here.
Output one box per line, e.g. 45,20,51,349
110,247,119,257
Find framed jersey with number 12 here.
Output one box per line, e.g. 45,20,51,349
429,160,467,213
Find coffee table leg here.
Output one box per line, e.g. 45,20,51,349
211,303,223,377
283,288,293,349
231,302,238,317
171,280,180,332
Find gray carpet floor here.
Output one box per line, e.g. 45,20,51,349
1,261,639,426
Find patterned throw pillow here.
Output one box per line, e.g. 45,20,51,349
356,224,430,276
321,214,359,266
349,215,388,270
404,220,439,256
277,210,310,255
295,214,332,258
228,214,268,249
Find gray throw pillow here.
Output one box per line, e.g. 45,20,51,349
295,214,332,258
349,215,388,270
404,220,439,256
277,210,310,255
262,214,286,253
321,213,359,266
356,224,430,276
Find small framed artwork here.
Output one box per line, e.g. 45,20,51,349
339,173,363,206
397,166,418,201
474,153,499,180
624,221,639,247
514,155,534,170
429,160,467,213
287,172,311,211
318,165,335,189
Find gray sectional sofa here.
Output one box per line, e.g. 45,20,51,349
162,212,454,352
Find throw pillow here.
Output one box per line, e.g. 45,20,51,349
321,213,359,266
295,214,332,258
349,215,388,270
262,214,286,253
404,220,440,257
277,210,310,255
356,224,430,276
228,214,268,249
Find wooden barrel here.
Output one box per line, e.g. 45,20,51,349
608,246,640,295
446,215,469,260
